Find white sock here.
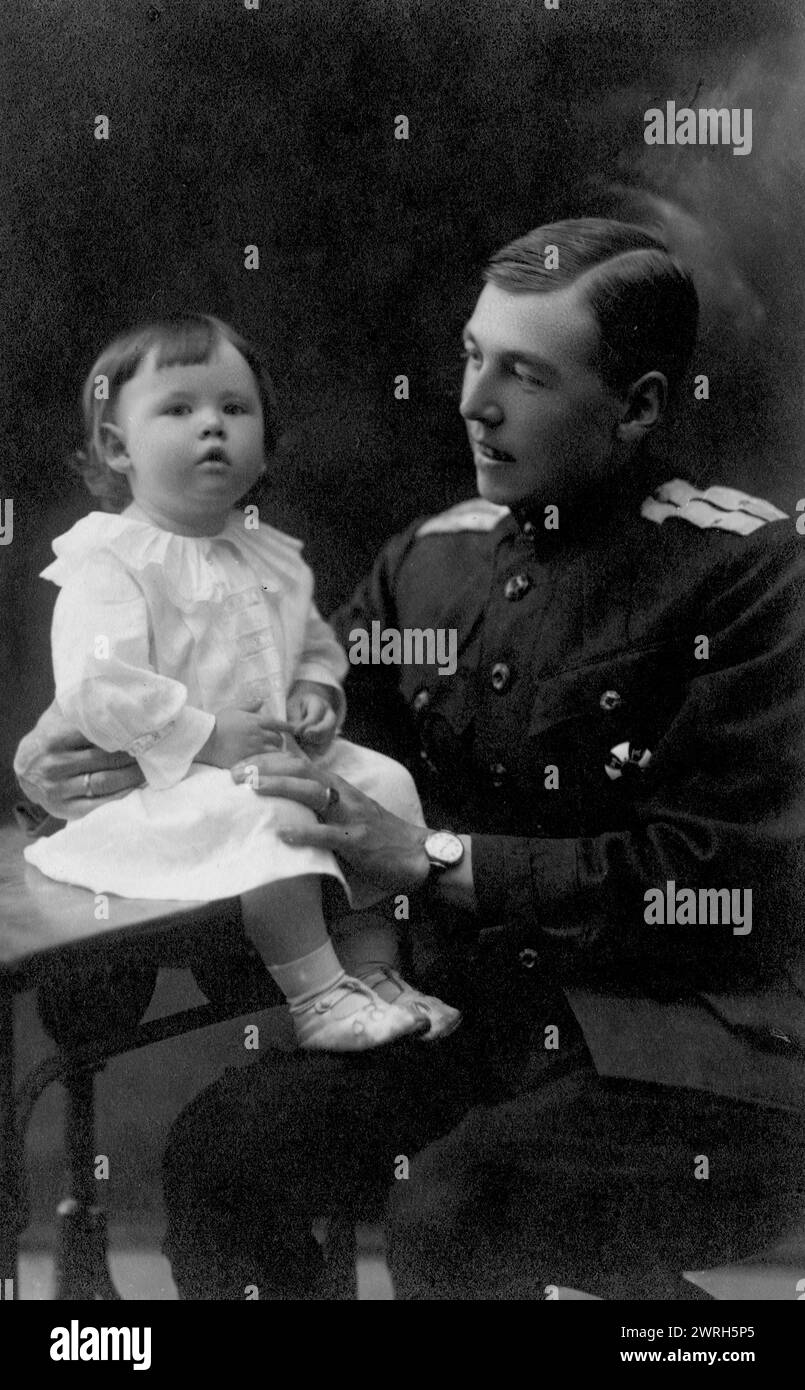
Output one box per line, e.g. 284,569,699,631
267,941,345,1008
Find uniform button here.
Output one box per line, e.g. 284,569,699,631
599,689,623,711
504,573,531,601
489,762,507,788
412,689,430,713
522,521,537,541
490,662,511,693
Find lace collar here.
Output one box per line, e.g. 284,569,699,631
41,510,305,610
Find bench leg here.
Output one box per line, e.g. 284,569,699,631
0,986,20,1298
54,1067,120,1300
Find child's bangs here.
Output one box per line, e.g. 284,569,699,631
149,317,222,372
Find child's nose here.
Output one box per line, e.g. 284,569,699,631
199,409,225,436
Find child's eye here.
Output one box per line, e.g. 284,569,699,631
460,346,481,365
164,403,191,415
223,402,249,415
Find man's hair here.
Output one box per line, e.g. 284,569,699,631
72,314,279,511
484,218,699,398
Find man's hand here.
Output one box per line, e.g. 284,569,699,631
196,701,295,770
231,747,431,893
286,680,340,753
13,702,144,820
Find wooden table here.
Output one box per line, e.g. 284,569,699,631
0,819,278,1300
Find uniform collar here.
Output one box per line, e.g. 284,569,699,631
508,466,656,551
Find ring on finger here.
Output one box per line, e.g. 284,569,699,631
83,772,95,799
319,784,339,820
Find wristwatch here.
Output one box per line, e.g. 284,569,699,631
424,830,465,874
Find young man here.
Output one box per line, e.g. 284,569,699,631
16,220,805,1299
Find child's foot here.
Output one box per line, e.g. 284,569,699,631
357,965,462,1041
291,975,428,1052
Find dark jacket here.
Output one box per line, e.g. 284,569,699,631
332,485,805,1113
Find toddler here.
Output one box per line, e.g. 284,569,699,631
25,314,460,1051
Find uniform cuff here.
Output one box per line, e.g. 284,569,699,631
132,707,216,790
471,833,580,928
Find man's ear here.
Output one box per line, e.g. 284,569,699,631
615,372,668,444
100,422,131,474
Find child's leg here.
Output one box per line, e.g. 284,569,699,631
332,908,462,1042
241,875,332,967
331,910,402,978
240,880,426,1052
311,748,458,1038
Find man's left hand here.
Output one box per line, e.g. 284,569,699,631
231,747,430,893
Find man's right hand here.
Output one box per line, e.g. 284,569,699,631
13,702,145,820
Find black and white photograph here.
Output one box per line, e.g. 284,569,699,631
1,0,804,1350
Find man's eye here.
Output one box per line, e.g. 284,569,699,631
513,368,544,388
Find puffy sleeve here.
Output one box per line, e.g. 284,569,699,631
237,519,350,723
51,555,215,790
293,601,349,727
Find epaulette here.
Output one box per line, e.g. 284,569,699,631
415,497,510,538
641,479,788,535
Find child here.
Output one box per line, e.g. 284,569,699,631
24,314,460,1051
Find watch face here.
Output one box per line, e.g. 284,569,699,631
425,830,464,867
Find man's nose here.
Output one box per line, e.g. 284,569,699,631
459,370,503,424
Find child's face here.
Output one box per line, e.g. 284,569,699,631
105,340,266,532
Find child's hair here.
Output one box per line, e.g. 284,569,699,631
484,218,699,401
71,314,280,511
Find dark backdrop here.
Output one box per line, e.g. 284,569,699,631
2,0,804,806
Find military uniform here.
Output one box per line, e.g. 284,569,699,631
336,482,805,1112
162,481,805,1300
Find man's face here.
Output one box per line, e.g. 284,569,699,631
460,282,625,511
108,340,266,533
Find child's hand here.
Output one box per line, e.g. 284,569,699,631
287,680,339,753
197,701,295,770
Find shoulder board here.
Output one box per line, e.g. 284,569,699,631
641,479,788,535
416,498,510,538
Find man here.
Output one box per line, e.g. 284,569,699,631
16,220,805,1300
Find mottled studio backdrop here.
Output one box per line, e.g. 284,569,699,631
1,0,804,805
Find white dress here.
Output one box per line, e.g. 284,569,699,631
24,509,423,904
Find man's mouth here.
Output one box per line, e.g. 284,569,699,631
473,442,516,464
